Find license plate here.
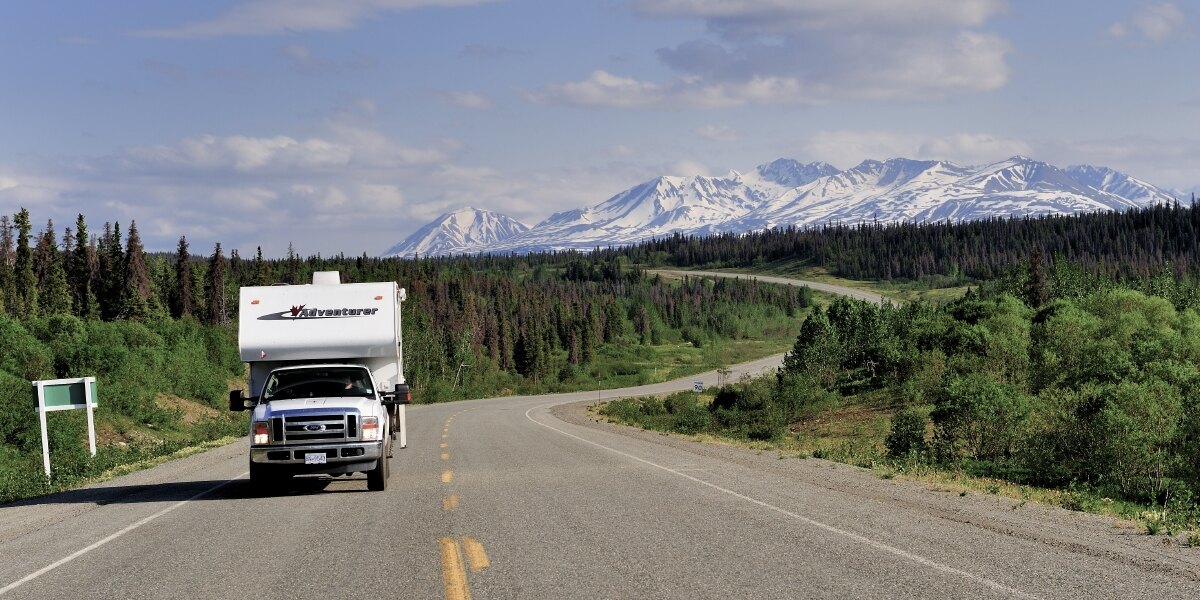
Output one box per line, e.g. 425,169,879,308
304,452,328,465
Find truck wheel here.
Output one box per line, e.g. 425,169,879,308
249,461,287,494
367,455,388,491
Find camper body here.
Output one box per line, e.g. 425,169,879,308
230,271,409,491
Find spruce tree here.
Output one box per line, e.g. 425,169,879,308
69,214,96,319
0,215,13,315
171,236,194,318
13,209,38,319
252,246,269,285
1026,245,1049,309
205,242,228,325
84,235,102,320
119,221,152,320
97,222,124,320
34,219,72,316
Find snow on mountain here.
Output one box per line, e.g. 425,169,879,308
382,157,1180,256
382,207,529,258
1065,164,1179,205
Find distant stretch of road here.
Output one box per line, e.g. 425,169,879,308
651,269,890,304
2,273,1197,599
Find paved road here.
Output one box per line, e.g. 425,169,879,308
3,274,1198,599
651,269,890,304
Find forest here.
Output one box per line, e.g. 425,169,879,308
0,208,806,501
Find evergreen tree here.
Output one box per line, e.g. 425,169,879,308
84,235,102,320
34,219,72,316
285,242,301,284
252,246,269,285
0,215,13,315
205,242,228,325
171,236,195,318
149,255,174,315
119,221,153,320
97,222,124,320
1026,245,1048,309
12,209,38,319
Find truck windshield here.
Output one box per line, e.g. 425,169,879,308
261,367,374,401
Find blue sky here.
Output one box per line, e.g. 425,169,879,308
1,1,1197,257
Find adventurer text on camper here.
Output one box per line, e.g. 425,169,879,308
257,304,381,321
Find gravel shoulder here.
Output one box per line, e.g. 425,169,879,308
551,399,1200,583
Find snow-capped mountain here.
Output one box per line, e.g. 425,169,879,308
381,207,529,258
383,157,1181,257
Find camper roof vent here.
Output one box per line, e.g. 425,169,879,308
312,271,341,285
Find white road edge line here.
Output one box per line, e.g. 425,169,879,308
526,405,1041,600
0,473,248,596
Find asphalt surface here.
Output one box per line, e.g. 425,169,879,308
650,269,890,304
3,274,1198,599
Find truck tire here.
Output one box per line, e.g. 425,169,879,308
367,455,388,491
249,461,287,494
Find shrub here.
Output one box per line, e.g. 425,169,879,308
673,402,711,434
886,407,928,458
664,393,698,415
931,373,1029,462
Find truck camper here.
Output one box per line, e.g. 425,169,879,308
229,271,409,491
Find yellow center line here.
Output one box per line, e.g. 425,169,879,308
441,453,450,461
462,537,490,573
439,538,471,600
440,442,448,448
443,496,459,511
442,470,453,483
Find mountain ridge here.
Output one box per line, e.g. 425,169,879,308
383,156,1180,257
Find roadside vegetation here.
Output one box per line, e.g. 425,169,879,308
600,256,1200,543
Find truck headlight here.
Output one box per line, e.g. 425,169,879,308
362,416,381,441
253,421,269,445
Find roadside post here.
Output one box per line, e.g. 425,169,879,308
32,377,98,478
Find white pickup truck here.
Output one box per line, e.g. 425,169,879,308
229,271,410,491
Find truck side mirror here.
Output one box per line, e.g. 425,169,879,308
383,384,411,405
229,390,248,412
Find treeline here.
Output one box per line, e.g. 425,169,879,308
0,209,808,404
612,200,1200,283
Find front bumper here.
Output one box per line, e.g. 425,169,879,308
250,441,383,474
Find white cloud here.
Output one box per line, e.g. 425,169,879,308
441,91,494,110
799,131,1032,169
120,134,354,172
528,70,826,109
534,2,1011,109
1108,3,1190,43
0,170,67,206
697,124,739,142
1041,136,1200,192
631,0,1007,32
283,44,376,72
667,160,715,177
135,0,493,38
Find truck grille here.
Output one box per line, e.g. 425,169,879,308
279,413,351,442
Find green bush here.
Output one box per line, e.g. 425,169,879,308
673,402,711,434
931,373,1029,462
886,407,928,458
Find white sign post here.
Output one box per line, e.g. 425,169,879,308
693,380,704,393
32,377,98,478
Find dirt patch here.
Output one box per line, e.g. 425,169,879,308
790,403,892,442
155,395,220,426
